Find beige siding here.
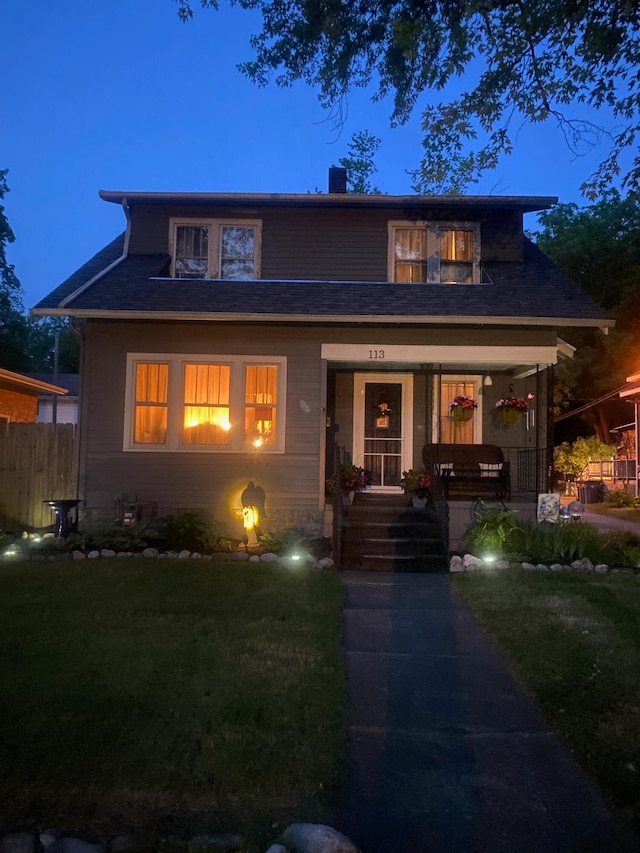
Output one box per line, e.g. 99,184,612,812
78,321,552,533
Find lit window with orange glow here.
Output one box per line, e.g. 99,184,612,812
134,362,169,444
182,363,231,445
244,364,278,446
440,229,474,283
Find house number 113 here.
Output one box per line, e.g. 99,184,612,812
369,349,385,359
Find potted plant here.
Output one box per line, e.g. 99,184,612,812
448,394,478,422
401,468,432,507
495,395,528,424
327,462,369,503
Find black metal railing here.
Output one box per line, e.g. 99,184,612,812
426,458,450,556
331,444,345,571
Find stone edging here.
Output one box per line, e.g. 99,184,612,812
450,554,639,574
0,824,360,853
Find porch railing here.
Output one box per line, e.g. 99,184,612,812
424,457,450,555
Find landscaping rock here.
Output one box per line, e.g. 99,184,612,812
190,552,202,559
186,834,244,852
178,550,191,559
279,824,361,853
462,553,482,570
142,547,159,558
317,557,334,570
47,839,104,853
521,562,536,571
595,563,609,573
39,831,58,850
494,559,511,570
549,563,564,572
72,550,86,560
87,550,100,559
260,552,280,562
264,846,287,853
249,555,261,563
449,555,464,572
232,551,249,561
100,549,116,558
1,832,42,853
535,564,549,571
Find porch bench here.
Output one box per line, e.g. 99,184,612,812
422,443,511,501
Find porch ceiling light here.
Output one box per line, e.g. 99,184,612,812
483,375,493,386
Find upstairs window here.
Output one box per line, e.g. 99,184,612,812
171,220,261,280
389,222,480,284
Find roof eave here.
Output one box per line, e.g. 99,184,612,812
29,308,614,330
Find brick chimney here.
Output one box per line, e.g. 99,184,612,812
328,166,347,193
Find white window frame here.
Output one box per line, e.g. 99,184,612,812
169,219,262,280
387,220,481,284
431,374,483,444
123,353,286,453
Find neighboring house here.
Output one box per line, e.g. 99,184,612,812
0,368,68,423
32,169,612,537
26,373,80,424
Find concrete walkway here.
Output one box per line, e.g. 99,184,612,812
337,572,638,853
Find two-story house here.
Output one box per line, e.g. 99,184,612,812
32,169,611,549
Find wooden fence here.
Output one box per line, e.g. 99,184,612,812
0,422,78,532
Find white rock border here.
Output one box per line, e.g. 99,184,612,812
449,554,638,574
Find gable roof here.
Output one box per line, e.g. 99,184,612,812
32,236,611,329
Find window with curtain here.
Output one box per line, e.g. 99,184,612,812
172,220,261,279
134,362,169,444
440,229,474,283
440,379,478,444
182,363,231,445
393,228,429,282
125,355,285,452
389,221,479,283
244,364,278,445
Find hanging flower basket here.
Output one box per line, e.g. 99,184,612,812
449,395,477,423
452,407,475,423
495,396,528,425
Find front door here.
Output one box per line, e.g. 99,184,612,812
353,373,414,490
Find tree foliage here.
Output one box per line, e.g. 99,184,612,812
338,130,381,193
0,170,80,374
176,0,640,197
554,436,616,480
534,192,640,440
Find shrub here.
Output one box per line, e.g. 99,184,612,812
464,510,519,556
606,488,640,508
162,511,222,553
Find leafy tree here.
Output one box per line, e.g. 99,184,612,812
0,169,31,371
176,0,640,197
338,130,381,194
534,192,640,440
554,436,616,481
0,170,80,374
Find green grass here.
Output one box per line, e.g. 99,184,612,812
451,570,640,836
588,502,640,525
0,559,344,849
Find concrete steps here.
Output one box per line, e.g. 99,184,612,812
341,493,448,572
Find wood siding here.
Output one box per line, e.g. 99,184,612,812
126,204,523,279
77,321,552,534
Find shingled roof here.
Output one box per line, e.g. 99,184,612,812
33,235,610,329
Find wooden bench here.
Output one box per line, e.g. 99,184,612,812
422,443,510,501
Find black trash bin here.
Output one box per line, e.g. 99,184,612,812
579,481,604,504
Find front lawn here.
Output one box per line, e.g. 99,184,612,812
0,559,344,850
451,570,640,837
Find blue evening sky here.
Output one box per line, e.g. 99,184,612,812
2,0,629,308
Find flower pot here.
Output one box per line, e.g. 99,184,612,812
498,407,522,425
411,495,428,508
452,407,474,423
342,490,356,506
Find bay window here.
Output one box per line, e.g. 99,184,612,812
125,354,285,452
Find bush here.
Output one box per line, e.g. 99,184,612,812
162,511,222,553
464,511,640,567
606,488,640,508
